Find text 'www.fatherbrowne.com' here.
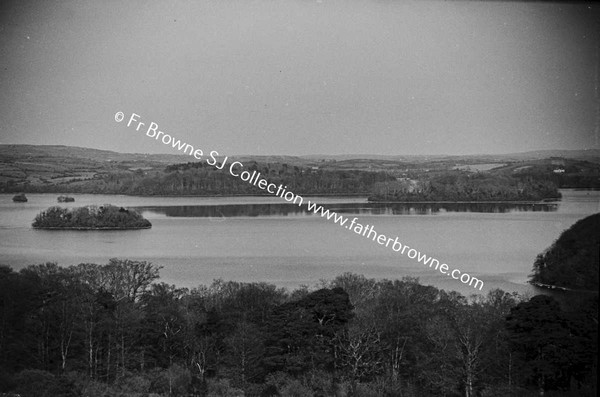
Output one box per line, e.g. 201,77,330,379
115,111,484,291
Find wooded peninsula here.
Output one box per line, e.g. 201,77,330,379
530,213,599,291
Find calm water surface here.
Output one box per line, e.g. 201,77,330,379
1,190,598,296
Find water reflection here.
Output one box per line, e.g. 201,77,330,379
136,202,559,218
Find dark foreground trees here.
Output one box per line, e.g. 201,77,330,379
506,295,598,394
0,263,597,397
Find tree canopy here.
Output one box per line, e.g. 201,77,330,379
369,172,561,202
530,213,599,291
32,205,152,229
1,264,596,396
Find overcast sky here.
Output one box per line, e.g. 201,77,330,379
0,0,598,156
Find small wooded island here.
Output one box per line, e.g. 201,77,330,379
57,195,75,202
12,193,27,202
32,204,152,230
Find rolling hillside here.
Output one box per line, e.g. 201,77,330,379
1,144,599,194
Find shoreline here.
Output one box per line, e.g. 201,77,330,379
3,192,567,203
32,226,152,230
529,281,599,294
5,192,373,198
365,199,561,204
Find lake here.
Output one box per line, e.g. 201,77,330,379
1,190,598,296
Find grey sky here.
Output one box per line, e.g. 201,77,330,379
0,0,598,156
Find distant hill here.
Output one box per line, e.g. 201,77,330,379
0,144,187,190
1,144,599,194
499,149,600,162
0,144,186,164
300,149,600,163
0,145,316,192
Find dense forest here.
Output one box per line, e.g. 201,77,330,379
0,260,596,397
530,213,600,291
368,172,561,202
32,205,152,229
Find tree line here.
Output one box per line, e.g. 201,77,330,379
0,261,596,396
9,162,396,196
369,172,561,202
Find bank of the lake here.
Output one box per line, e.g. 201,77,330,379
33,226,152,230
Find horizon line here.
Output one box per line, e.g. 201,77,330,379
0,142,598,159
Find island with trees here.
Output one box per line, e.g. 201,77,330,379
12,193,27,202
57,195,75,202
32,204,152,230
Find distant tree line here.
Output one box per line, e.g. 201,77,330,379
369,172,561,202
0,261,596,396
7,162,396,196
32,205,151,229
